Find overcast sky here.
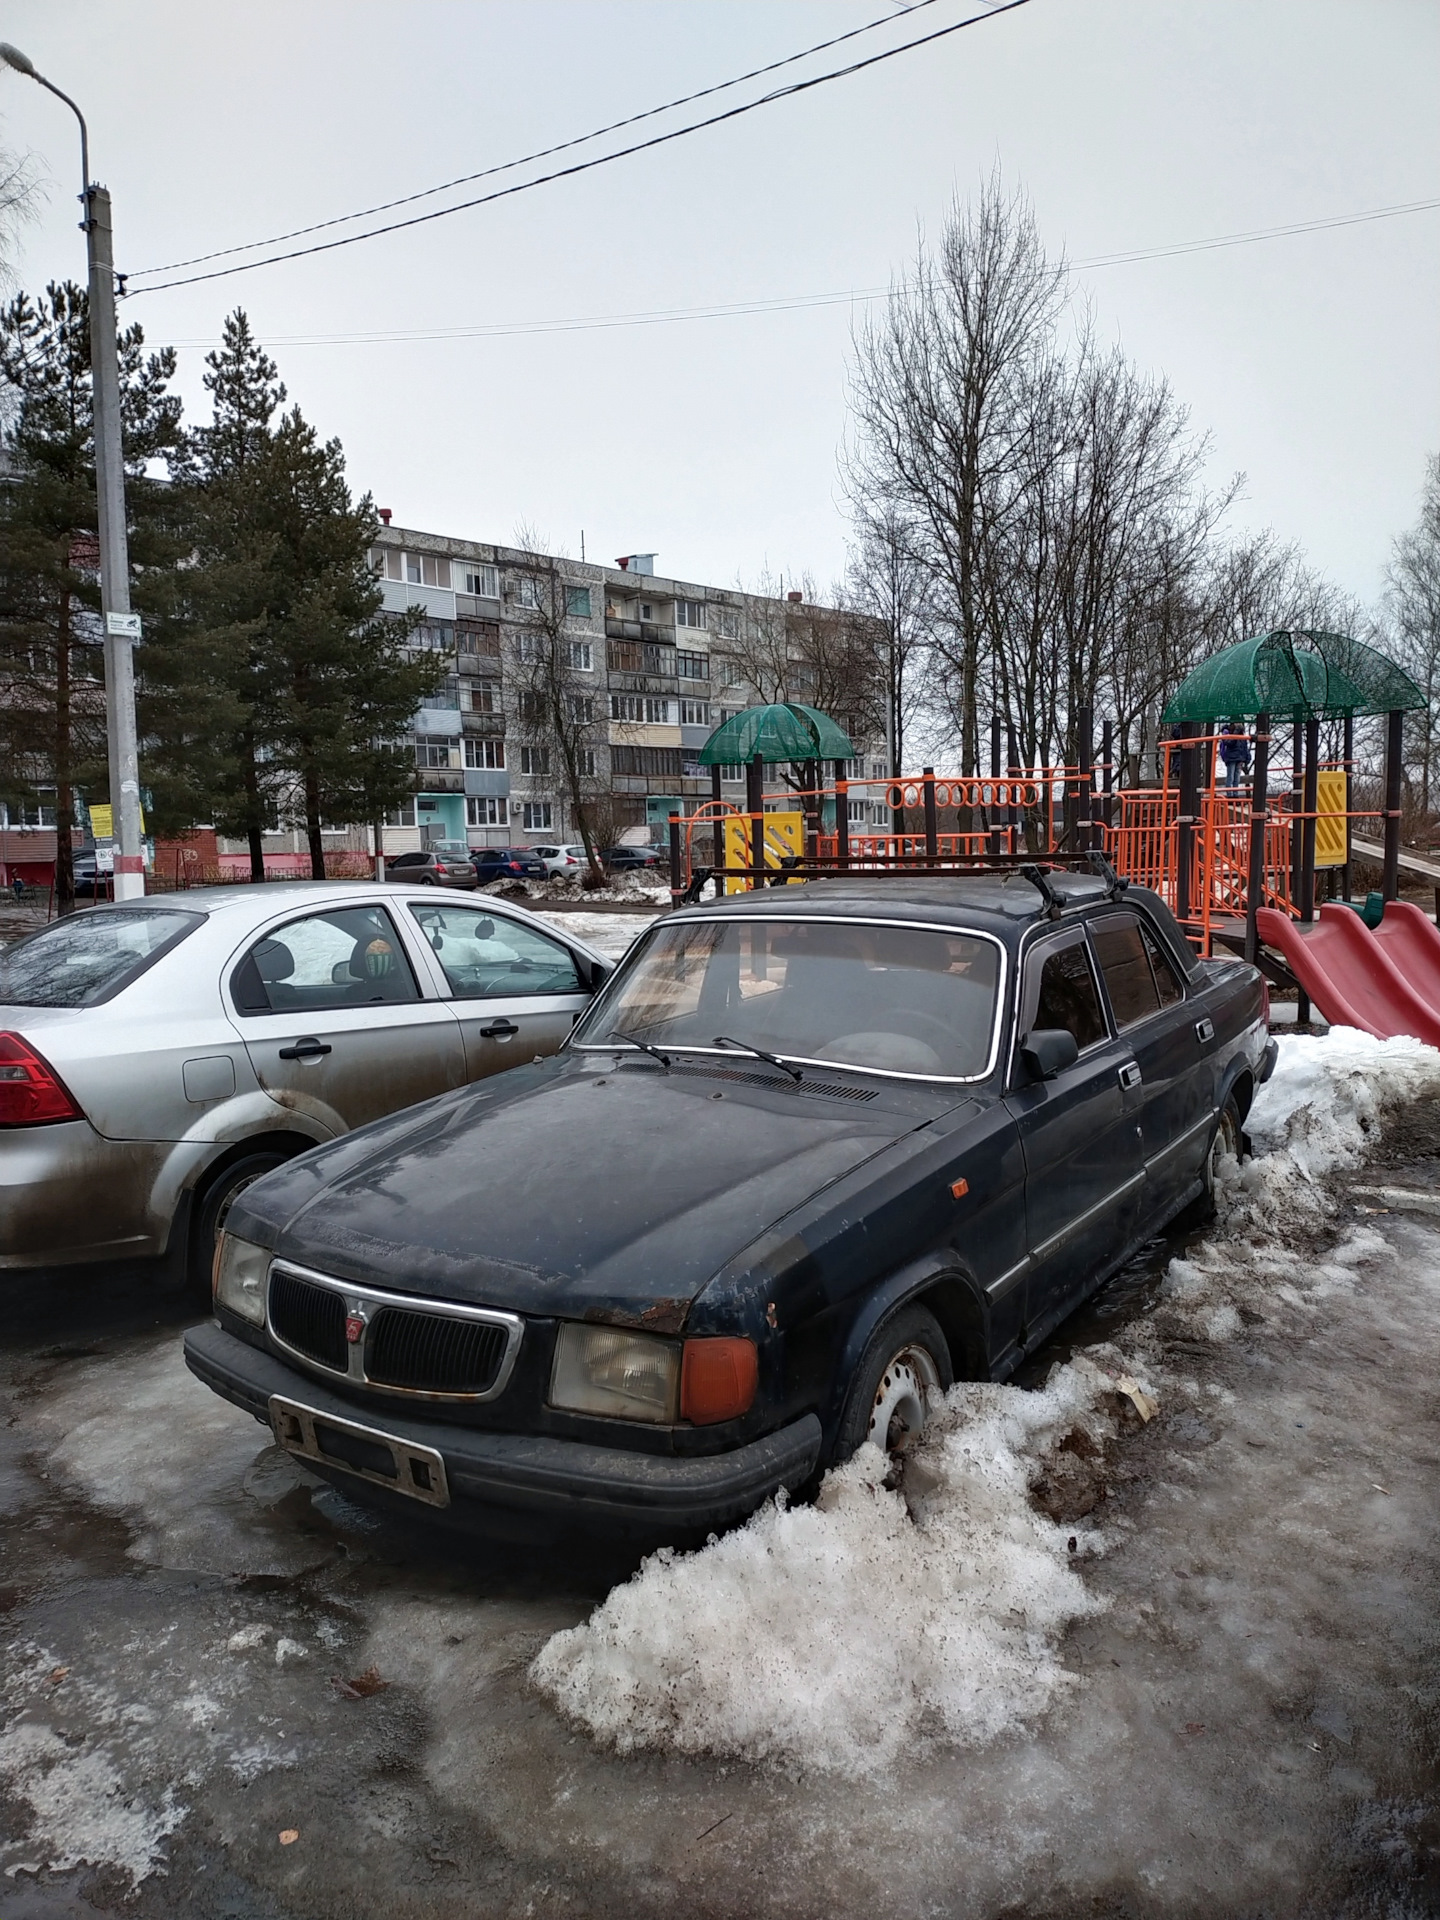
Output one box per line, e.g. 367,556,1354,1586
2,1,1436,604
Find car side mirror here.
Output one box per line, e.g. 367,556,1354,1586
1021,1027,1079,1082
583,956,614,991
474,919,494,940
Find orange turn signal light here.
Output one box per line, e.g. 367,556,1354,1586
680,1337,758,1425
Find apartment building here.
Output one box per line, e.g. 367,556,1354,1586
369,522,889,855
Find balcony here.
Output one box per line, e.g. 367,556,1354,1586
413,767,465,793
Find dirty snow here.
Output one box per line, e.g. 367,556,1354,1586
532,909,657,962
532,1026,1440,1775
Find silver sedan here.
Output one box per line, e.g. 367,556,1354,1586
0,883,611,1283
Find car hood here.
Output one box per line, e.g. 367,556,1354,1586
232,1058,936,1325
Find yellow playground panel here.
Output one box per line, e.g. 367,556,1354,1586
1314,769,1348,868
722,811,805,893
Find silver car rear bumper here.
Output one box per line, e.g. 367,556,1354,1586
0,1122,176,1268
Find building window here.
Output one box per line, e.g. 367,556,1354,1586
611,746,684,778
680,699,710,727
517,690,541,721
610,694,675,725
515,576,543,610
676,650,709,681
521,801,553,831
515,634,541,664
676,599,706,629
719,764,745,782
567,639,593,671
565,586,592,619
577,748,597,778
465,682,500,714
404,554,451,589
638,601,655,622
455,617,501,658
386,799,417,827
412,621,455,653
464,738,505,770
713,607,740,640
463,565,499,598
568,694,595,724
467,796,509,827
520,746,550,776
415,735,460,769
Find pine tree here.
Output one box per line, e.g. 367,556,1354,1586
0,281,184,909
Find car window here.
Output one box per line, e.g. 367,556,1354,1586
231,906,421,1015
1140,921,1185,1007
0,908,203,1008
407,903,583,1000
576,917,1002,1079
391,852,425,867
1029,941,1107,1052
1091,916,1161,1030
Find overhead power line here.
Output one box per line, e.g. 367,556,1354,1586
159,194,1440,352
128,0,945,280
125,0,1032,296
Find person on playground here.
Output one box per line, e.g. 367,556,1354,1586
1219,719,1252,790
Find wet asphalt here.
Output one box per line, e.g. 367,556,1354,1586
0,1114,1438,1917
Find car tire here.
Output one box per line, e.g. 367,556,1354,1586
1176,1092,1243,1229
833,1303,953,1465
418,874,438,885
189,1148,293,1293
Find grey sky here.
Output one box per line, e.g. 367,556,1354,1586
2,1,1436,605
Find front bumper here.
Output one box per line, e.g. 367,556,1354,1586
184,1320,822,1537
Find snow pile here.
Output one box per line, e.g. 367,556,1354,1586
532,909,657,962
534,1028,1439,1776
533,1354,1141,1776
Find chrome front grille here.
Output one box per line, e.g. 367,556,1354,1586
265,1262,523,1403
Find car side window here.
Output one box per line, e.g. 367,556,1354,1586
232,906,421,1015
1029,940,1107,1052
406,903,583,1000
1091,916,1161,1030
1140,921,1185,1007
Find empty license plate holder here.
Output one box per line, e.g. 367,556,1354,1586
268,1395,450,1508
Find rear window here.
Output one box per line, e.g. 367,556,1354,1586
391,853,426,867
0,908,204,1008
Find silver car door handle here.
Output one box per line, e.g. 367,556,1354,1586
278,1037,332,1061
1195,1017,1215,1044
479,1019,520,1039
1119,1061,1142,1090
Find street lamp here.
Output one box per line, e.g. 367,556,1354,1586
1,41,145,899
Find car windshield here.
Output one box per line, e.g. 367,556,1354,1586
0,907,204,1008
575,916,1001,1080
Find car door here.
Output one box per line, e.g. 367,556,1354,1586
402,898,594,1080
1003,928,1145,1335
1090,911,1211,1221
228,901,467,1133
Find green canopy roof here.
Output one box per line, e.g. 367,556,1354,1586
1162,631,1425,724
695,702,856,765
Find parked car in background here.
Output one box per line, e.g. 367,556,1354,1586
186,867,1274,1543
0,884,611,1285
533,844,589,880
473,847,549,883
602,844,661,873
386,845,477,889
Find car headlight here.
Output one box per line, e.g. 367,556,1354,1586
549,1323,679,1423
213,1232,270,1327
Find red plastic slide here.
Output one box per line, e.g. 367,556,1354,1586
1255,902,1440,1045
1371,899,1440,1009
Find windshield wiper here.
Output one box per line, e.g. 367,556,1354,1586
609,1029,671,1069
712,1035,803,1082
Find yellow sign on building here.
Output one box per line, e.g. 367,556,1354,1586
722,811,805,892
1314,770,1348,868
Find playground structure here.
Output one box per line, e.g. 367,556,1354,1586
672,636,1440,1043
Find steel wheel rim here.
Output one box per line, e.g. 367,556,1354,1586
867,1342,941,1455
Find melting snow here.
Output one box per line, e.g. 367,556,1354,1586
532,1027,1440,1775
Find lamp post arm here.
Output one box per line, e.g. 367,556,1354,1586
29,69,90,224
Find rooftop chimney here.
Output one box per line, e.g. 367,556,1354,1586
616,553,656,576
786,590,803,604
378,508,392,526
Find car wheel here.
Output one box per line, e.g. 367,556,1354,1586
418,874,438,885
834,1303,952,1464
1177,1092,1243,1229
189,1148,292,1293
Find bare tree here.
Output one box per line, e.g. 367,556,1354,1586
506,537,606,882
843,504,934,776
0,143,41,297
1387,454,1440,811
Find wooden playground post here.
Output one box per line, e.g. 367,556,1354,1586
1382,707,1404,902
1299,714,1320,923
710,766,724,871
1289,719,1304,908
1176,727,1198,931
834,760,850,870
988,716,1002,857
922,767,938,862
1102,718,1114,836
746,754,765,889
1340,713,1353,903
1006,721,1022,852
1077,704,1094,851
1243,712,1271,965
668,813,683,904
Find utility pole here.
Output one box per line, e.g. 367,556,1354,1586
2,43,146,898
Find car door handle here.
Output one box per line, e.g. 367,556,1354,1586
1118,1061,1142,1090
479,1020,520,1039
277,1037,332,1061
1194,1017,1215,1045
